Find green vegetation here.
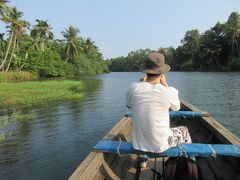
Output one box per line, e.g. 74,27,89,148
0,71,37,82
107,12,240,72
0,133,6,143
0,118,10,126
0,111,34,143
11,112,34,122
0,80,85,106
0,112,34,123
0,1,108,77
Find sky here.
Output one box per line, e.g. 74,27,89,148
2,0,240,59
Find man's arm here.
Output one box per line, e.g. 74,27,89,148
126,82,138,108
161,75,180,110
169,87,180,111
126,87,132,109
160,74,169,87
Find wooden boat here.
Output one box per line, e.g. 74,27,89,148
69,99,240,180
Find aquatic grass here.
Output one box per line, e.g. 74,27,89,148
0,111,35,143
0,112,34,124
0,118,10,126
0,80,85,106
11,112,35,122
0,133,6,143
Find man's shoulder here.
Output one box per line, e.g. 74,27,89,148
128,82,147,92
168,86,179,94
154,84,178,94
158,86,179,96
129,82,140,88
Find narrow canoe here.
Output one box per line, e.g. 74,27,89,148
69,99,240,180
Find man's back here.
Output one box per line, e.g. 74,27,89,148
126,81,180,153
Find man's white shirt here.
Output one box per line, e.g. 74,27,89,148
126,82,180,153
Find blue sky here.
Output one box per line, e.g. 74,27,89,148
2,0,240,59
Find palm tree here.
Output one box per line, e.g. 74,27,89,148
61,25,80,63
83,37,95,54
0,7,29,71
31,19,54,50
83,37,102,59
0,33,6,58
0,0,9,17
0,9,14,71
6,21,29,71
226,12,240,58
181,30,200,56
0,33,6,69
27,36,41,51
199,30,222,68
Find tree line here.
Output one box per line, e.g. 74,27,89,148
107,12,240,72
0,0,109,77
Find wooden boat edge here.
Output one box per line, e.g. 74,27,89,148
69,117,131,180
180,98,240,144
69,99,240,179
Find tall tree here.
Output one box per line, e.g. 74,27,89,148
0,0,9,71
0,0,9,17
181,30,200,56
0,6,14,71
0,33,6,59
27,35,41,51
0,7,29,71
199,30,222,69
30,19,54,50
226,12,240,58
180,30,201,68
83,37,103,59
61,25,79,63
83,37,95,54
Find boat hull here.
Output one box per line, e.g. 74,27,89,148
69,99,240,180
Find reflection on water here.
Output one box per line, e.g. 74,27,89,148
0,72,240,180
0,78,105,180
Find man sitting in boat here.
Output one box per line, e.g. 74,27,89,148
126,52,191,166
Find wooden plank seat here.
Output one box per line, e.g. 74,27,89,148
94,140,240,158
126,111,210,118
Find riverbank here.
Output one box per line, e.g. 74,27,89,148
0,79,85,106
0,71,38,83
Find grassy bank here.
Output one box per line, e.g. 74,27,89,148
0,71,38,83
0,80,85,106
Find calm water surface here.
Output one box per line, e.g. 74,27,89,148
0,72,239,179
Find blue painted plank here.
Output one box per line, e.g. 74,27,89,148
94,140,240,158
126,111,203,118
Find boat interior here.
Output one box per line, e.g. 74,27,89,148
69,100,240,180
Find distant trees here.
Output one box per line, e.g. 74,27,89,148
107,49,152,72
0,2,108,76
108,12,240,72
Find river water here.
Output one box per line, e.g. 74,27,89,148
0,72,239,180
